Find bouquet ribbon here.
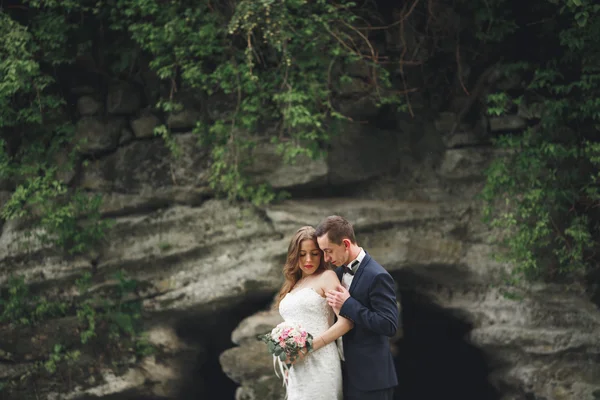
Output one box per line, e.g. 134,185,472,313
273,355,290,392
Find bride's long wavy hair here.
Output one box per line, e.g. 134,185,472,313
274,226,327,307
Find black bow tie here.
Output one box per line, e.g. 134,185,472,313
344,260,360,276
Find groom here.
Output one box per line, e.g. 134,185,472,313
316,215,399,400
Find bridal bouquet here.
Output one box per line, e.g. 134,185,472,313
259,321,314,365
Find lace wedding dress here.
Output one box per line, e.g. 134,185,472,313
278,287,343,400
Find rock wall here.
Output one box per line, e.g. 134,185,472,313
221,198,600,400
1,80,599,400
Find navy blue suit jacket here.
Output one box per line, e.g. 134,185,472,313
336,252,399,392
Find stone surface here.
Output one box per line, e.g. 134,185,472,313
77,95,103,116
438,148,493,180
489,115,527,132
167,109,201,130
130,111,161,138
118,127,135,145
79,133,210,197
231,309,283,345
220,341,280,384
0,200,284,309
53,148,78,185
75,117,125,155
234,377,285,400
443,132,485,148
434,111,458,133
337,95,380,119
247,120,410,189
265,198,457,234
245,143,328,189
70,85,96,96
327,121,401,184
106,83,142,115
220,319,286,400
1,104,599,400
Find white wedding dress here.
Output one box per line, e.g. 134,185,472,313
278,287,343,400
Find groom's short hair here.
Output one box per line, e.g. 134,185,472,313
315,215,357,245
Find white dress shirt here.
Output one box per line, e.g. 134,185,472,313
341,248,366,290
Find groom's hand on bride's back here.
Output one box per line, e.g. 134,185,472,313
326,285,350,314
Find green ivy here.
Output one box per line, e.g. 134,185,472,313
481,1,600,282
106,0,401,204
0,275,67,325
0,270,152,393
75,270,151,353
0,3,110,255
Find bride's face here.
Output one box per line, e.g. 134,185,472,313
298,239,322,277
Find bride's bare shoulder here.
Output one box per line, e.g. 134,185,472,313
319,269,337,280
319,269,341,288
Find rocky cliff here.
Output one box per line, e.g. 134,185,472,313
1,79,599,400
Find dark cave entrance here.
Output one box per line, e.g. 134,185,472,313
167,285,501,400
172,294,274,400
394,288,500,400
182,288,501,400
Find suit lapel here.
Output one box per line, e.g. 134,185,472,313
348,253,371,295
335,266,343,282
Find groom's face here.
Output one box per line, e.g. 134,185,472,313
317,234,349,267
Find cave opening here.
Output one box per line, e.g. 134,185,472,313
394,288,500,400
172,294,274,400
163,279,502,400
176,285,502,400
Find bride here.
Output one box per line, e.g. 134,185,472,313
275,226,354,400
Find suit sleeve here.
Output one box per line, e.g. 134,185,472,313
339,272,398,337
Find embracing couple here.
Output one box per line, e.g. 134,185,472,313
275,215,399,400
